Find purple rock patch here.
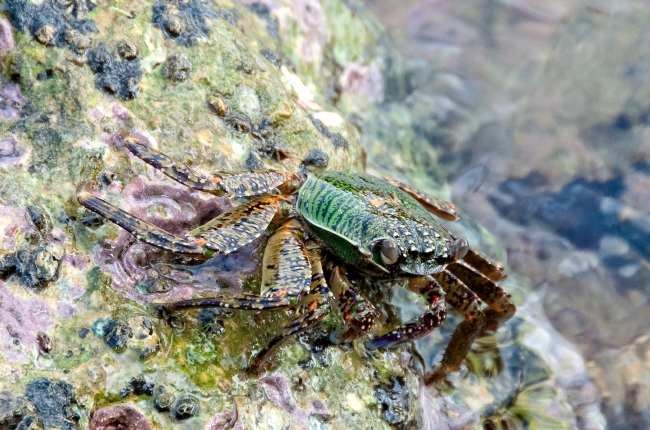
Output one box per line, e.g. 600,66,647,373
0,281,52,364
0,82,28,121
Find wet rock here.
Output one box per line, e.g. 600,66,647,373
119,376,155,398
247,3,279,39
80,210,105,228
198,308,230,338
0,82,28,120
133,277,172,295
260,49,281,67
64,29,91,55
101,319,133,351
329,133,348,150
169,396,199,421
206,408,240,430
254,135,291,161
152,0,219,47
25,206,49,234
88,405,151,430
225,113,252,134
116,40,139,60
207,95,228,117
36,332,54,355
251,116,272,141
0,280,52,363
299,149,329,173
0,242,64,289
309,115,331,138
308,115,348,150
6,0,98,49
163,53,192,83
339,62,385,110
374,376,411,425
24,379,79,430
0,392,39,429
220,9,238,27
153,386,174,413
0,136,30,169
87,43,141,99
244,152,264,170
489,173,649,256
0,18,14,59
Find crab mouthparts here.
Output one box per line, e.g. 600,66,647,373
399,259,445,276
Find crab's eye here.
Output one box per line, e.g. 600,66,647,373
380,240,401,265
452,238,469,260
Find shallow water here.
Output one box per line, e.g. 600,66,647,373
362,0,650,428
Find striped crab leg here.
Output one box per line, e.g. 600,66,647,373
382,177,459,221
157,222,312,314
366,276,447,349
78,187,284,256
124,137,301,197
250,240,332,375
328,267,379,344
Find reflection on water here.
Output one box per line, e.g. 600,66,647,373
361,0,650,428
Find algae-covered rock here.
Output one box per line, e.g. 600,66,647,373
0,0,603,429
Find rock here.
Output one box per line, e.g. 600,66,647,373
101,319,133,351
374,376,411,425
24,379,79,430
0,392,39,429
153,386,174,413
170,397,199,421
163,53,191,83
88,405,151,430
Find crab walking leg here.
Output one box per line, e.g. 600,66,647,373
426,269,486,384
366,276,447,349
125,137,296,197
328,267,379,344
162,221,312,311
381,177,459,221
260,221,312,298
160,294,292,312
78,192,282,256
461,248,507,282
250,243,332,375
77,192,207,255
446,260,515,331
187,196,282,254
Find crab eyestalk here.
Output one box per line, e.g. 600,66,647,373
452,238,470,261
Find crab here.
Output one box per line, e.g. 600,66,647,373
78,135,516,383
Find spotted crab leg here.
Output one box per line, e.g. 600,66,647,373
187,196,283,255
382,177,459,221
446,260,515,331
78,189,282,256
125,137,299,197
157,222,312,314
328,267,379,344
366,276,447,349
250,241,332,375
77,190,207,256
461,248,507,282
422,269,488,384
